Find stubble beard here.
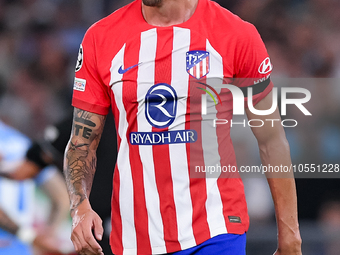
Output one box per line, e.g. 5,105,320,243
142,0,163,7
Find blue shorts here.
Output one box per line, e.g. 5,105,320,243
171,233,246,255
0,229,32,255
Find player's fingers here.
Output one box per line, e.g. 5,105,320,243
73,221,99,255
93,216,103,241
78,235,100,254
81,222,103,254
80,234,100,254
71,231,82,254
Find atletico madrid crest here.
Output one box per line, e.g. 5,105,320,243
186,50,210,79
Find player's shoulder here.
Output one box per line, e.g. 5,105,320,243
206,0,258,37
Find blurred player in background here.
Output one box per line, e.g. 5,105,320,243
2,112,117,255
65,0,302,255
0,119,71,254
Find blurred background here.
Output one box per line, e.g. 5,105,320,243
0,0,339,254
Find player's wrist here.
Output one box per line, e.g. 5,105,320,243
277,231,302,254
70,198,92,217
277,217,300,234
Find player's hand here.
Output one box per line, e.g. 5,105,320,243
71,200,104,255
274,234,302,255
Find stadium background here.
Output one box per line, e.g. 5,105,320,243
0,0,339,254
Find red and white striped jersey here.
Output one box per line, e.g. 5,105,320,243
72,0,273,254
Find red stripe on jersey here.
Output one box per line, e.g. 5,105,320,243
200,61,204,78
187,79,210,244
153,28,181,252
206,57,209,75
110,89,123,252
122,38,152,254
218,178,249,234
110,89,120,134
110,167,123,253
187,34,210,245
215,90,237,180
215,90,249,234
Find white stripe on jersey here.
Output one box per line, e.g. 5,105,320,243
137,28,167,254
0,178,35,228
190,67,194,76
202,58,207,78
169,27,196,250
110,44,137,251
195,61,200,79
202,39,227,237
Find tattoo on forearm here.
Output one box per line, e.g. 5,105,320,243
74,124,93,139
74,110,96,127
64,109,105,214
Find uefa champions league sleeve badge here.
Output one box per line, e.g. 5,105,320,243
75,45,83,72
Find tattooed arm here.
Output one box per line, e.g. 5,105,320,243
64,108,106,255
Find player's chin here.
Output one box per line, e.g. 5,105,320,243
142,0,162,7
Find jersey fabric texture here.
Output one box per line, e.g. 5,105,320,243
72,0,273,254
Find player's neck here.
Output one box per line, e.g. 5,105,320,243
142,0,199,26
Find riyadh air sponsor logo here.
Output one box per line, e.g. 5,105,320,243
130,83,198,145
75,45,83,72
130,130,197,145
258,57,273,74
186,50,210,79
145,83,177,129
118,63,141,74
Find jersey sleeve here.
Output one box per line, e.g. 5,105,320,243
72,25,111,115
233,23,273,105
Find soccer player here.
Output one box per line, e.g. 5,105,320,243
0,120,70,254
65,0,302,254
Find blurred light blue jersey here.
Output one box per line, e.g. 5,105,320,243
0,121,57,254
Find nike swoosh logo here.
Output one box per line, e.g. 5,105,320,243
118,63,141,74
